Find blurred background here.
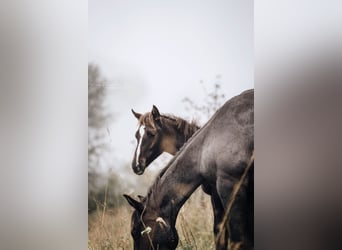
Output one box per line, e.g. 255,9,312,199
1,0,341,249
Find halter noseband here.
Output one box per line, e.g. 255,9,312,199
139,205,156,250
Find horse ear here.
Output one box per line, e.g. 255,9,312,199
170,199,176,221
151,105,162,128
123,194,143,212
151,105,160,120
131,109,142,120
137,195,145,202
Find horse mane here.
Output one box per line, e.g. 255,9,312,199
138,113,158,130
138,112,200,141
166,115,200,141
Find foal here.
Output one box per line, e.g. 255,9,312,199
131,105,200,175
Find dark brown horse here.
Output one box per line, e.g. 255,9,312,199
125,89,254,250
131,105,199,175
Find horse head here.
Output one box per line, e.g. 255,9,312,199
124,194,179,250
131,105,164,175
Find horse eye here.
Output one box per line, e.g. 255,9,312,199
146,130,156,136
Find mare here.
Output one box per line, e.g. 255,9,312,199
124,89,254,250
131,105,199,175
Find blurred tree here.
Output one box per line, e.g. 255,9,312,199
183,75,226,124
89,64,107,128
88,63,110,170
88,63,112,212
88,64,148,212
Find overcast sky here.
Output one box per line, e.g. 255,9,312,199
89,0,253,171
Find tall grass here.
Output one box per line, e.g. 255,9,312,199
88,188,215,249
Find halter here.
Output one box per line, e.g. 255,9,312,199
139,205,158,250
139,205,170,250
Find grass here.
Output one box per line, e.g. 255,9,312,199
88,189,215,249
88,207,133,250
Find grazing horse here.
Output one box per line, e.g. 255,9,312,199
131,105,200,175
124,89,254,250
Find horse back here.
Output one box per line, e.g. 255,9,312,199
198,89,254,181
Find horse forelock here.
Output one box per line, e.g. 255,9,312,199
138,113,157,130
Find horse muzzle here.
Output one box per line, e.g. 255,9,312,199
133,164,145,175
132,157,146,175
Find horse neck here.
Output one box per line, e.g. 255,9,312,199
146,149,203,224
161,116,199,154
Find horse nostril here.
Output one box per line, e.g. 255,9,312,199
134,165,144,175
136,170,144,175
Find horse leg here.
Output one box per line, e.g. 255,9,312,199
227,203,251,250
201,184,228,250
217,180,250,250
211,190,229,250
245,164,254,249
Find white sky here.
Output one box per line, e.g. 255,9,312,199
89,0,253,171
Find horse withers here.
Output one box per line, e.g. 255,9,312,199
125,89,254,250
131,105,199,175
